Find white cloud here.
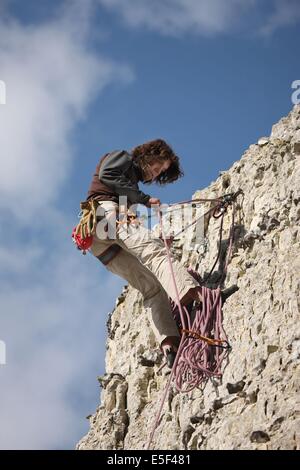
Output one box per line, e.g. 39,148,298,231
0,244,43,274
98,0,257,36
0,0,130,449
0,238,124,449
259,0,300,36
0,0,134,223
98,0,300,37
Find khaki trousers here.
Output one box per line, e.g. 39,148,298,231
90,201,199,345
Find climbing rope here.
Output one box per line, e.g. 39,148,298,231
172,285,231,393
146,189,243,450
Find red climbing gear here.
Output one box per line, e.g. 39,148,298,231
72,227,93,254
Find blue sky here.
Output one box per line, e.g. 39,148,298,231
0,0,299,450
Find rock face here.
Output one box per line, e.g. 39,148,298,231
77,106,300,450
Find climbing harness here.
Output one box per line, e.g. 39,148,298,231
72,201,140,256
146,189,243,449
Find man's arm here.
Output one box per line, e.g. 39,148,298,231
99,150,151,205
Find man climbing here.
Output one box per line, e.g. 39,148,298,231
82,139,204,367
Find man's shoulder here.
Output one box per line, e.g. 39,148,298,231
99,149,133,169
101,149,131,160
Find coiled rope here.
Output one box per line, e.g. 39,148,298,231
146,190,242,449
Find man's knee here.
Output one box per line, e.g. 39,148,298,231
143,283,163,302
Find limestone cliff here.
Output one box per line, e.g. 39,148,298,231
77,106,300,450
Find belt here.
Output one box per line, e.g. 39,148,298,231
96,244,122,265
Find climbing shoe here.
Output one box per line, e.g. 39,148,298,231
221,284,239,304
165,348,177,369
161,336,180,369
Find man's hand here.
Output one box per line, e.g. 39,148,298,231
146,197,161,208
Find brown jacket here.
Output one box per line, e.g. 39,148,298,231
87,150,151,206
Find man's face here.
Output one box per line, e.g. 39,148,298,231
143,159,171,182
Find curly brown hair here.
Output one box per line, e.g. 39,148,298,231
131,139,184,185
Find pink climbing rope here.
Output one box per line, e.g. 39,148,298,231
158,208,231,394
146,194,240,450
170,286,229,393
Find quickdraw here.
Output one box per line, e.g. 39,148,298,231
181,329,231,350
116,210,141,228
